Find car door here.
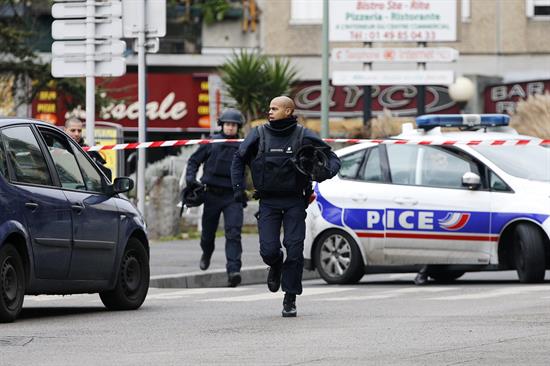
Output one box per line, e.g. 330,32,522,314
1,125,73,279
37,127,119,280
320,145,389,265
382,144,493,265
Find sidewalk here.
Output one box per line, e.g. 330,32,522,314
149,234,319,288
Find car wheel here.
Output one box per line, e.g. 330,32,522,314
314,230,364,284
427,269,465,283
0,244,25,323
513,223,546,283
100,238,149,310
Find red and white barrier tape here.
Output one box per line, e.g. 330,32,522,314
83,138,550,152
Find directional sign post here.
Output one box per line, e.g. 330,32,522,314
332,47,459,63
51,0,126,147
121,0,166,216
332,70,455,86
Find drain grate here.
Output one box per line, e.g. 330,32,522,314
0,336,34,346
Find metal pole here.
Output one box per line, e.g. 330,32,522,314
362,42,372,127
320,0,329,139
85,0,95,146
416,41,426,116
137,0,147,215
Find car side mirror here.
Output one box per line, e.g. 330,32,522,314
462,172,481,190
113,177,134,194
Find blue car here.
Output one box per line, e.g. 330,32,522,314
0,118,149,322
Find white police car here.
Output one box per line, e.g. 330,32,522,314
305,114,550,284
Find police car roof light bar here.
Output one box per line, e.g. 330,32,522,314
416,114,510,130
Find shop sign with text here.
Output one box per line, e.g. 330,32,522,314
330,0,457,42
294,82,459,117
484,80,550,114
32,73,210,131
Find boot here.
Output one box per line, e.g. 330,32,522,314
282,293,297,318
267,262,282,293
199,253,212,271
227,272,241,287
414,266,429,286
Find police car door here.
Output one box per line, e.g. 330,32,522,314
319,145,388,265
383,145,493,265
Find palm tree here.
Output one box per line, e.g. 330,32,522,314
219,50,298,127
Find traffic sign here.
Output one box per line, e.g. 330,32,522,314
332,48,459,63
52,58,126,77
52,1,122,18
332,71,455,86
52,40,126,57
52,18,123,40
122,0,166,37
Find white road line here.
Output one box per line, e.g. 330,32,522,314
24,294,97,302
320,287,458,301
146,287,249,300
202,287,355,302
428,286,550,300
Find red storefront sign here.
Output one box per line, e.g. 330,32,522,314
294,83,459,117
33,72,209,131
484,80,550,114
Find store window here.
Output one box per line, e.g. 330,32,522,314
290,0,322,24
526,0,550,19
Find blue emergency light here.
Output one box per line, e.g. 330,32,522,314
416,114,510,130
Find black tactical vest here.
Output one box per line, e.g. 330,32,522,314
251,124,307,194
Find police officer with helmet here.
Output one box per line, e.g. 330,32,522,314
185,108,245,287
232,96,341,317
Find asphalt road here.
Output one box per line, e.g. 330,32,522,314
3,271,550,365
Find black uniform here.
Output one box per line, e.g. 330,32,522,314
231,117,340,295
78,139,112,181
186,133,243,275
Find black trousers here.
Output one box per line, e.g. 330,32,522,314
201,190,243,274
257,195,306,295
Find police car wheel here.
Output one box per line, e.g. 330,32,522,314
513,224,546,283
314,230,364,284
0,243,25,323
100,238,150,310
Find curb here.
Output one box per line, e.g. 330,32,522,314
150,265,320,288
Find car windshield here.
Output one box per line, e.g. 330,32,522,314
472,145,550,182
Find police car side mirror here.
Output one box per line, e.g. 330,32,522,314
462,172,481,190
112,177,134,194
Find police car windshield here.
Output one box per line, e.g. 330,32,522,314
472,145,550,182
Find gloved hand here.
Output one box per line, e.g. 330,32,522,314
234,190,248,204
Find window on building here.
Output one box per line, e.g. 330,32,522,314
526,0,550,19
290,0,322,24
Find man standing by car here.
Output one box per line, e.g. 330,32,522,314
231,96,341,317
185,109,245,287
64,117,112,180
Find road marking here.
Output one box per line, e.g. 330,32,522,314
428,285,549,300
146,287,248,300
202,287,355,302
25,294,96,302
320,287,458,301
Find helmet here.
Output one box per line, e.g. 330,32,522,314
181,181,205,208
292,145,330,182
217,108,244,127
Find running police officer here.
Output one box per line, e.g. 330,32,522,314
231,96,341,317
185,109,245,287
